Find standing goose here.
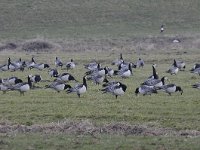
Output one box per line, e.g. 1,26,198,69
167,59,179,75
192,82,200,89
105,66,114,77
27,57,36,69
190,63,200,71
136,58,145,68
29,74,42,89
175,60,186,71
190,67,200,75
135,85,157,96
1,77,23,86
67,76,87,98
112,53,123,66
66,59,76,70
147,64,159,80
87,74,105,85
114,63,133,78
158,84,183,95
7,57,24,71
84,60,99,70
55,57,63,68
160,24,164,33
10,76,32,96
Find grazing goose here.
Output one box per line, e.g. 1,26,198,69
84,60,99,70
136,58,145,68
56,73,78,82
48,68,59,77
101,81,121,93
10,76,32,96
67,76,87,98
158,84,183,95
85,66,108,76
142,76,168,88
87,74,105,85
31,63,50,70
135,85,157,96
29,74,42,83
192,82,200,89
55,57,63,68
66,59,76,70
167,59,179,75
114,63,133,78
190,63,200,71
45,82,71,93
101,82,127,99
1,77,23,86
160,24,164,33
190,67,200,75
112,53,123,66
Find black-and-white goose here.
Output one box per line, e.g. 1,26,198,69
136,58,145,68
45,81,71,93
66,59,76,70
31,63,50,70
10,76,32,96
67,76,87,98
0,84,11,94
114,63,133,78
147,64,159,80
167,59,179,75
84,60,99,70
0,63,9,71
26,57,36,69
48,68,59,77
191,67,200,75
56,73,78,82
190,63,200,71
87,74,105,85
112,53,123,66
135,85,157,96
1,77,23,85
158,84,183,95
175,60,186,71
55,57,63,68
7,57,24,71
85,66,108,76
192,82,200,89
105,66,114,77
142,76,168,88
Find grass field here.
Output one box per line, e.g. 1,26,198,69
0,0,200,149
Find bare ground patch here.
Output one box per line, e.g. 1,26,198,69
0,120,199,137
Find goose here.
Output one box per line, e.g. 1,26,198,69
136,58,145,68
55,57,63,68
85,66,108,76
112,53,123,66
0,64,9,71
102,78,118,87
105,66,114,77
190,63,200,71
31,63,50,70
45,81,71,93
167,59,179,75
158,84,183,95
26,57,36,69
135,85,157,96
114,63,133,78
87,74,105,85
1,77,23,86
10,76,32,96
84,60,99,70
7,57,24,71
147,64,159,80
174,60,186,71
192,82,200,89
29,74,42,83
66,59,76,70
48,68,59,77
0,84,11,94
190,67,200,75
67,76,87,98
56,73,78,82
102,82,127,99
142,76,168,88
160,24,164,33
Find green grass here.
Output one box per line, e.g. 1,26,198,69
0,0,200,39
1,133,200,150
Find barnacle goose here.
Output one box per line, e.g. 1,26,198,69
45,81,71,93
66,59,76,70
55,57,63,68
157,84,183,95
135,85,157,96
67,76,87,98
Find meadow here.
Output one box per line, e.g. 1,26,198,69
0,0,200,149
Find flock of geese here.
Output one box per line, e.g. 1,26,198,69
0,53,200,98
